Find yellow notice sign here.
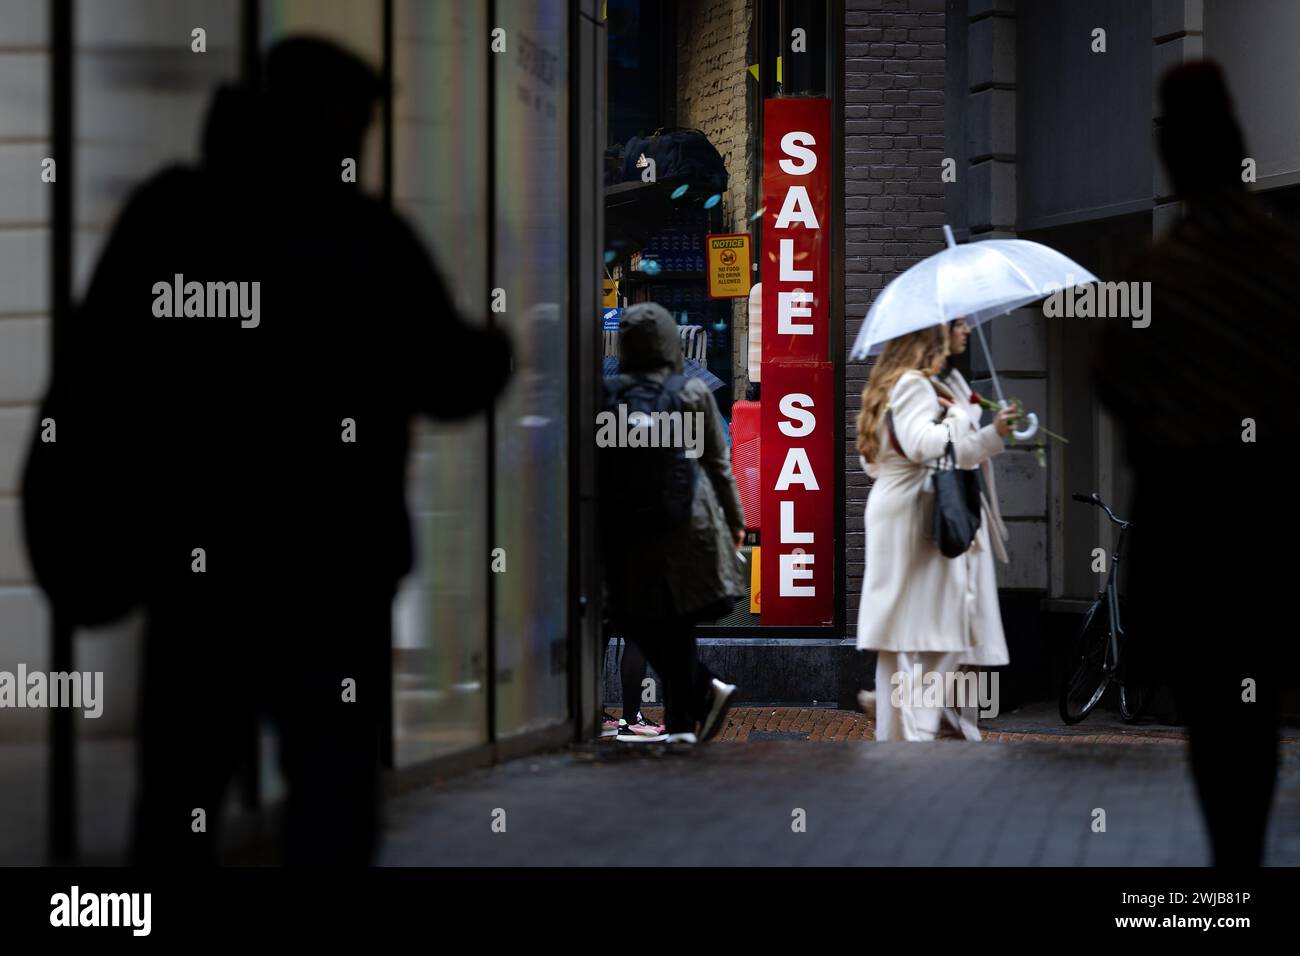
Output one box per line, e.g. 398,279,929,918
749,546,761,614
602,277,618,308
706,233,751,299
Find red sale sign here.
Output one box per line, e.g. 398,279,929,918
760,98,835,626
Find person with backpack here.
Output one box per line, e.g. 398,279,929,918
598,303,743,744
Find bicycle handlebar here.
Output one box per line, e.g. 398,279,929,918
1072,491,1130,527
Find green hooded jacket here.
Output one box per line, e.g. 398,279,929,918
601,303,747,623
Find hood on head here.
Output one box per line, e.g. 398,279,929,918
618,302,682,374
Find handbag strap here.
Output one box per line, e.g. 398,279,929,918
885,408,907,458
938,434,957,469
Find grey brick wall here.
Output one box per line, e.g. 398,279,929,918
0,0,50,742
843,0,948,619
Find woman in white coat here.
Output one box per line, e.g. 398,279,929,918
937,316,1013,612
855,323,1015,740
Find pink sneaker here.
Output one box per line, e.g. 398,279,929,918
616,713,667,742
600,713,620,738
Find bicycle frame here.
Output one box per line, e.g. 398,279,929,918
1062,491,1143,725
1103,521,1128,673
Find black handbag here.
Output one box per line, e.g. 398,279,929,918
930,436,983,558
886,409,983,559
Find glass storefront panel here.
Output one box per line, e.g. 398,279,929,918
73,0,243,859
492,1,570,736
265,0,496,764
390,0,491,763
6,0,588,865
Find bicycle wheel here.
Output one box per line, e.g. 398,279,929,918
1059,597,1112,724
1118,681,1151,723
1112,597,1151,723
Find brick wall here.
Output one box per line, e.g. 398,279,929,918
0,2,53,740
843,0,947,618
676,0,754,394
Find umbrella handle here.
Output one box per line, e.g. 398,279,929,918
998,400,1039,441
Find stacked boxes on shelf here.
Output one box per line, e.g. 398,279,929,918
640,203,710,273
621,200,733,404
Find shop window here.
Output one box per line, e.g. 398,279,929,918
603,0,840,631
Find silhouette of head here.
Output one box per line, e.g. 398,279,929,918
264,37,385,176
1157,61,1246,201
202,85,264,174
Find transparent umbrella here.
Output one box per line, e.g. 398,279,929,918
850,225,1098,440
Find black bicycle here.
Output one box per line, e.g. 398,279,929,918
1058,493,1151,724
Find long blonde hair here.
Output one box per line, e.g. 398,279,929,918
855,324,950,462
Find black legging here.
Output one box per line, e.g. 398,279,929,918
604,635,649,723
620,618,716,734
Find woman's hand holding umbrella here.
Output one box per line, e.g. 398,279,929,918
970,392,1068,444
939,394,1019,437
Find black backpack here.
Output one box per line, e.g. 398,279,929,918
599,373,699,533
621,127,729,193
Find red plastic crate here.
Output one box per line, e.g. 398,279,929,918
730,400,761,531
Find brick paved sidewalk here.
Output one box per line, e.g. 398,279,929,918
612,702,1300,746
608,706,874,741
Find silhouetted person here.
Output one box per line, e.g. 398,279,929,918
22,38,510,864
1093,61,1300,866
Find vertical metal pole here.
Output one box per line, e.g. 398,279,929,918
379,0,396,768
566,0,582,736
750,0,763,263
382,0,394,212
778,0,786,97
48,0,76,865
485,0,499,747
235,0,263,811
830,0,847,641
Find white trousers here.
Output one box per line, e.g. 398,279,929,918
873,650,982,741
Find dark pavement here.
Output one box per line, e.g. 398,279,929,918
380,704,1300,866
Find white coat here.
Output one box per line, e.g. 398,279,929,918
938,366,1011,565
855,369,1010,666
